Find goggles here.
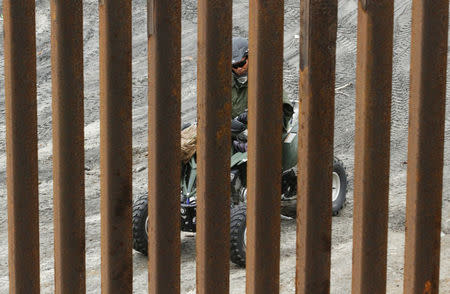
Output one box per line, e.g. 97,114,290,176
232,57,248,69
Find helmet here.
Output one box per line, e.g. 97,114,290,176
232,37,249,86
232,37,248,65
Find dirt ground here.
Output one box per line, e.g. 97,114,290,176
0,0,449,293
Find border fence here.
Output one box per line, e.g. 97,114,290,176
3,0,448,293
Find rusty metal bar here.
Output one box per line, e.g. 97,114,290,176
351,1,394,293
295,0,337,293
147,0,181,293
99,0,132,293
246,0,284,293
50,0,85,292
196,0,232,293
404,1,449,293
4,0,40,293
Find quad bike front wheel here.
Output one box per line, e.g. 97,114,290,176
132,194,149,255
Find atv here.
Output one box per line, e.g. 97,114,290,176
132,115,348,267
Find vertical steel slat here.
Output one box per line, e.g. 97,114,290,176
351,1,394,293
295,0,337,293
4,0,40,293
196,0,232,293
404,1,449,293
246,1,284,293
99,0,133,293
51,0,85,292
147,0,181,293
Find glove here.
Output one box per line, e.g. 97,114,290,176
231,119,246,134
236,111,248,125
233,140,248,152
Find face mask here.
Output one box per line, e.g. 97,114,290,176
236,74,248,85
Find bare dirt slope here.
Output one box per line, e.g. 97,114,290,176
0,0,449,293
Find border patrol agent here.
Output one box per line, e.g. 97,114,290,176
231,37,294,133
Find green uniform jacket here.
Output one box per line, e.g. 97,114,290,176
231,76,294,132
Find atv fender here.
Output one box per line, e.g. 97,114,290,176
231,151,247,168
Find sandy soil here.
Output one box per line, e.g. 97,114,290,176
0,0,449,293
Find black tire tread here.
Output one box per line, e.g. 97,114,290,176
230,205,247,267
132,194,149,255
332,156,348,216
281,156,349,218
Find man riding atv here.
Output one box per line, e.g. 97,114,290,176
131,37,348,268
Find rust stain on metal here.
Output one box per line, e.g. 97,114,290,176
352,1,394,293
423,280,432,294
246,1,284,293
296,1,337,293
196,0,232,293
4,0,40,293
99,0,133,293
51,0,86,292
215,127,227,143
214,102,232,143
147,0,181,293
404,0,448,293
